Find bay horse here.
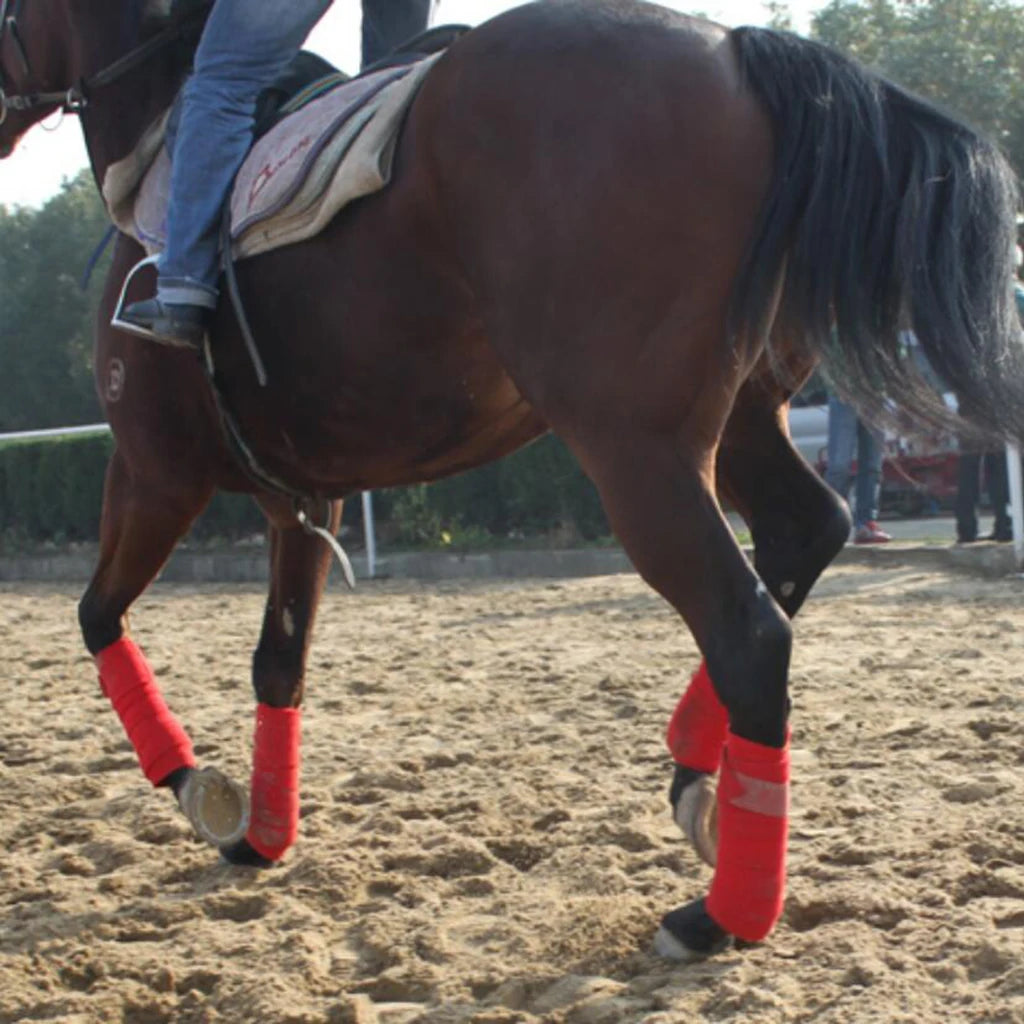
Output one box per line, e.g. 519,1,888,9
1,0,1021,961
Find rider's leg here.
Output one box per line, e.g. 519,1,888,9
119,0,332,346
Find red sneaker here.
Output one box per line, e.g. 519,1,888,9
854,520,892,544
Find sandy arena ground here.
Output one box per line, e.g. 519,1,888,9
1,564,1022,1024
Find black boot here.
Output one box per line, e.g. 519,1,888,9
117,297,210,350
988,521,1013,542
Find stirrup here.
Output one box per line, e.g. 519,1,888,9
111,254,208,349
110,253,160,336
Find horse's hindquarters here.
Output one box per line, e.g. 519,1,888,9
409,3,773,435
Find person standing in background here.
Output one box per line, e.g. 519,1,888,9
955,274,1024,542
824,393,892,544
954,441,1011,543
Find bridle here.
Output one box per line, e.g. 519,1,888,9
0,0,207,126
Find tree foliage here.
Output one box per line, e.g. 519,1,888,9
812,0,1024,175
0,170,109,431
2,6,1022,544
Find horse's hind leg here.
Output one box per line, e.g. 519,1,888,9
78,449,219,814
221,497,342,867
569,414,797,957
667,379,851,865
718,387,851,616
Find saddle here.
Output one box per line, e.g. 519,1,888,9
101,39,453,262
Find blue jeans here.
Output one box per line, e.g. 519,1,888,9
158,0,334,307
158,0,432,307
824,396,884,528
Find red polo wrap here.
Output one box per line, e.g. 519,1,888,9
706,730,790,942
666,660,729,773
246,704,301,861
96,636,195,785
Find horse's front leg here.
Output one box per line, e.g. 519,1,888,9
221,497,342,867
78,450,239,834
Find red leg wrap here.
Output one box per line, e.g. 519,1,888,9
246,704,301,862
96,636,196,786
665,660,729,773
705,730,790,942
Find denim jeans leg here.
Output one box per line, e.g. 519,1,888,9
157,0,333,305
824,396,858,507
955,452,981,541
983,450,1012,535
360,0,432,68
853,421,884,528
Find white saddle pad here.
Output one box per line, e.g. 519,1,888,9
102,53,439,262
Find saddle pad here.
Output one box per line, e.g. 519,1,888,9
102,53,440,262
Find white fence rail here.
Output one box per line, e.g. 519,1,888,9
0,423,111,442
0,423,380,579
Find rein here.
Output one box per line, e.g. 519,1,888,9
0,2,209,125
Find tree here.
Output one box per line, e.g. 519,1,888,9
812,0,1024,175
0,170,110,431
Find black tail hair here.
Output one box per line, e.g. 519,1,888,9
729,26,1024,442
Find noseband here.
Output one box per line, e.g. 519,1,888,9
0,0,208,126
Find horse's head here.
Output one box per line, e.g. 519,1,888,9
0,0,73,158
0,0,205,172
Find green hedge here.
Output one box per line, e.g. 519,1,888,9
0,432,610,550
0,433,111,543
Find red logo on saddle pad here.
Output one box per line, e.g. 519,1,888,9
247,134,314,210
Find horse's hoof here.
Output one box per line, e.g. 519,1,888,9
219,837,276,868
653,898,732,961
177,766,249,848
672,770,718,867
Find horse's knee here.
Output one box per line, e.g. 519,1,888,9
78,586,123,656
706,593,791,746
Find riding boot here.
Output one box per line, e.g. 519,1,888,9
118,297,210,350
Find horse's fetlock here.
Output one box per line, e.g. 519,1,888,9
251,644,304,707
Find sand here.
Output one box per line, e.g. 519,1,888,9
1,564,1022,1024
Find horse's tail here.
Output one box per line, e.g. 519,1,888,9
728,26,1024,441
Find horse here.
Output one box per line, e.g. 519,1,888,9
1,0,1021,961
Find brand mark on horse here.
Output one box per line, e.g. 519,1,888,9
106,358,126,403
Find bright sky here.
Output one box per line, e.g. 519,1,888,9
0,0,818,208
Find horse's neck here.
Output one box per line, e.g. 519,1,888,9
79,60,184,195
70,5,187,191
